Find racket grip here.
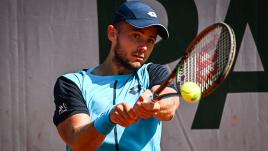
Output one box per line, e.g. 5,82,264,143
152,92,160,102
153,92,179,102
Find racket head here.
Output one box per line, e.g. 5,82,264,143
176,22,236,97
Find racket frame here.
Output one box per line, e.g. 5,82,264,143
154,22,236,100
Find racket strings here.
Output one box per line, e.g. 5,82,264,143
182,26,231,92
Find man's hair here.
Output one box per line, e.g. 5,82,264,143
112,22,123,33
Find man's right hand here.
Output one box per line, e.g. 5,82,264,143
110,103,138,127
133,89,161,119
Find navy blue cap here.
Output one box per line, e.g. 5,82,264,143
112,1,169,39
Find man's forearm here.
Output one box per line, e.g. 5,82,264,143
57,114,106,151
69,122,106,151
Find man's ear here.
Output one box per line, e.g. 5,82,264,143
107,25,117,41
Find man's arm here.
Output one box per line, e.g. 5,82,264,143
53,76,138,150
53,76,109,150
57,103,138,150
56,113,105,151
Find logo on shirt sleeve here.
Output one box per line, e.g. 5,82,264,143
58,103,68,115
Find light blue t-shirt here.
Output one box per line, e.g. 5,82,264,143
63,64,162,151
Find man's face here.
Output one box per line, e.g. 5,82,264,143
112,22,158,70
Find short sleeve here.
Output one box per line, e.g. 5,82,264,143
53,76,89,126
147,64,177,91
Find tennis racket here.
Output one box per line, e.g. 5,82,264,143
154,22,236,100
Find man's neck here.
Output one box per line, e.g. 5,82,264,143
92,60,133,76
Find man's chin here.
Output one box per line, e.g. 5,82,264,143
129,62,144,70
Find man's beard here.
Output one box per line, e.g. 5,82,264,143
113,41,141,71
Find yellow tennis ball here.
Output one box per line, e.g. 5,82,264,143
180,82,201,103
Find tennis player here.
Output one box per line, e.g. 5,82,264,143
53,1,180,151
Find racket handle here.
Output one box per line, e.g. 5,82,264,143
153,92,179,102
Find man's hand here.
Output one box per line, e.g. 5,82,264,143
151,86,180,121
133,90,161,119
110,103,138,127
134,87,180,121
153,96,179,121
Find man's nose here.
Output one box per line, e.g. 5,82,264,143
137,45,148,53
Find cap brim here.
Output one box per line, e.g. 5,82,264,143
126,19,169,39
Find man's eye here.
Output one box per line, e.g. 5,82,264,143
133,34,140,39
147,39,155,44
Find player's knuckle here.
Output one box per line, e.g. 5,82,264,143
115,105,122,111
120,102,126,107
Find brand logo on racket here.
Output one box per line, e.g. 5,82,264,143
196,35,220,84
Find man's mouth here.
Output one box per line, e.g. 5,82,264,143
133,52,144,61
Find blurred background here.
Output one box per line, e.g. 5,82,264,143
1,0,267,150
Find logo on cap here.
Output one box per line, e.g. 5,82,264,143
147,11,157,18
